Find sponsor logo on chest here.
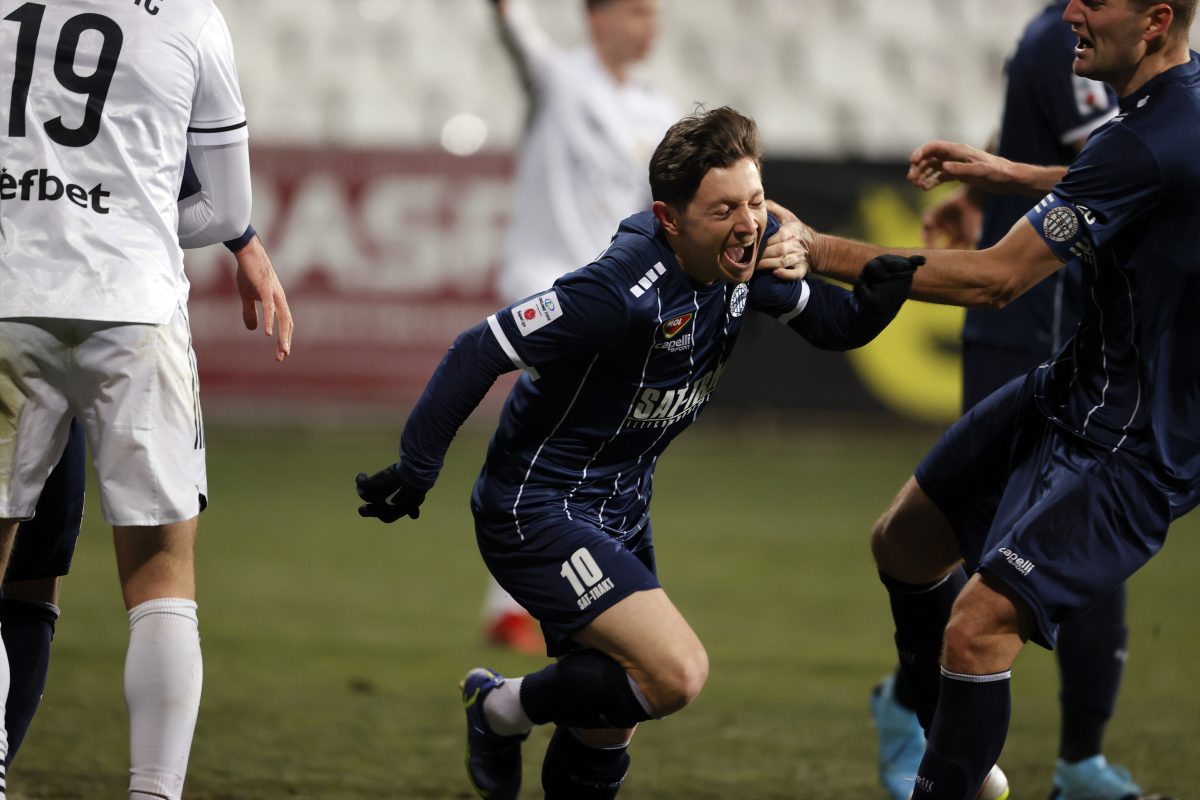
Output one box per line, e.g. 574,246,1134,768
626,361,728,429
654,312,694,353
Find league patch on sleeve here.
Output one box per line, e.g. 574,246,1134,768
511,291,563,336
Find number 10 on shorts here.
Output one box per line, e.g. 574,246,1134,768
560,548,616,610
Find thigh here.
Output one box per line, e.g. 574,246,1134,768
475,510,660,657
980,430,1169,649
916,372,1034,569
0,319,75,519
6,418,86,582
74,306,208,526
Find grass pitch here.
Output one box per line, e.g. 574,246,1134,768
10,421,1200,799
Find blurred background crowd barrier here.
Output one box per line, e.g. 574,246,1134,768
190,0,1180,426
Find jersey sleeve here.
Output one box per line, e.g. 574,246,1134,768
1026,124,1162,260
485,266,631,378
188,9,248,146
750,273,895,351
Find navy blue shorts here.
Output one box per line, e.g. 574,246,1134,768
917,373,1172,648
474,505,660,657
7,419,86,583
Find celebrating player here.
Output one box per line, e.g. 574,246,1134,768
869,3,1160,799
482,0,677,652
0,2,290,798
774,1,1200,796
357,107,917,800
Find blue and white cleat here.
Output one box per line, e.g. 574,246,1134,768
871,673,926,800
1049,754,1173,800
461,667,527,800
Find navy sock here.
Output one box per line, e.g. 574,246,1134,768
912,669,1010,800
520,650,653,729
881,567,967,732
541,726,631,800
1056,583,1128,762
1,597,59,766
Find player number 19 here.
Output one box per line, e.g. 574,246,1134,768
4,3,124,148
560,548,605,597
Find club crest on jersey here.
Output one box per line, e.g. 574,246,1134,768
730,283,749,318
1042,206,1079,243
511,291,563,337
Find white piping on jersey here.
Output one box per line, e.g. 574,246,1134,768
487,314,541,379
1050,273,1066,354
776,281,812,325
1109,250,1141,452
1080,257,1112,437
598,290,696,527
628,262,667,298
511,354,601,540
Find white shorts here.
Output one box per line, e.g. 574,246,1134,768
0,305,207,526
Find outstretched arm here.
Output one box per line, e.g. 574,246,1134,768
807,218,1063,309
491,0,556,103
907,140,1067,198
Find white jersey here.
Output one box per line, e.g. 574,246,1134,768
0,0,248,324
498,1,676,302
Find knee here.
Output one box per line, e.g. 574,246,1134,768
642,645,709,717
941,611,994,673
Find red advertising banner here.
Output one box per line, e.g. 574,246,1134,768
185,147,514,411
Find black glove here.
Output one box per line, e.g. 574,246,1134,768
356,464,426,523
854,254,924,317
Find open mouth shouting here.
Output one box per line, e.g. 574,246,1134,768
1075,33,1095,58
721,237,758,281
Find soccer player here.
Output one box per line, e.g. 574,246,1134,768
0,214,279,770
357,107,917,800
773,1,1200,797
869,4,1153,800
483,0,678,652
0,2,291,798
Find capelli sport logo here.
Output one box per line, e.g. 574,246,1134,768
655,313,694,353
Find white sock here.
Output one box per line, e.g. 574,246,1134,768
125,598,202,800
483,676,533,737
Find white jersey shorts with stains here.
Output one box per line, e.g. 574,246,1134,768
0,304,207,526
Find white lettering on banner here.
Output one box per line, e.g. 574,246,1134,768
273,174,372,285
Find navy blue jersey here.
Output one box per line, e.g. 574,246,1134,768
1025,53,1200,493
395,211,896,539
963,0,1117,354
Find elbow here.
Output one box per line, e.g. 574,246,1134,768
979,277,1027,311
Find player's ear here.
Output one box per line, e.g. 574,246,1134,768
653,200,681,235
1144,2,1173,42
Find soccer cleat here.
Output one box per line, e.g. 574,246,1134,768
870,673,926,800
485,609,544,656
461,667,527,800
1048,754,1174,800
978,764,1010,800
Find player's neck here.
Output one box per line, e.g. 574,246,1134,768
595,47,632,84
1114,44,1191,98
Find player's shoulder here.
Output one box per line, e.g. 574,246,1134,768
569,212,676,312
105,0,227,45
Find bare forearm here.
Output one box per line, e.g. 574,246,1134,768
809,233,1013,309
1007,162,1069,198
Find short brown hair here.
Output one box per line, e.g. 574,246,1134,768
1128,0,1197,35
649,107,763,210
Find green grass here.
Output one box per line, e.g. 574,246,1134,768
10,421,1200,799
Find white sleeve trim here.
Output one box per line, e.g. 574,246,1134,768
487,314,540,380
1059,107,1118,147
776,281,812,325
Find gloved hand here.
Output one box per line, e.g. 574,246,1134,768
356,464,426,522
854,254,924,317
